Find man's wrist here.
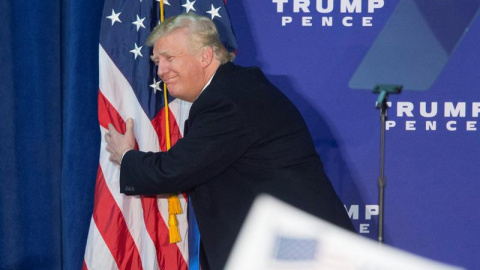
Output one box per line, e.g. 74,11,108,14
120,149,133,165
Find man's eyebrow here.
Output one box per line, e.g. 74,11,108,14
150,50,173,61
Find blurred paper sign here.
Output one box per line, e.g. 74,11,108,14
226,194,464,270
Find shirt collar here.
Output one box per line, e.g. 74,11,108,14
194,72,215,101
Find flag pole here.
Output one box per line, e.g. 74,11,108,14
159,0,183,244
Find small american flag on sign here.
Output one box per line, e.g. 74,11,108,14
272,236,319,261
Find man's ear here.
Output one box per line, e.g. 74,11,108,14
200,46,214,67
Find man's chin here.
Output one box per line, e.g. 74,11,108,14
166,88,185,100
165,86,178,96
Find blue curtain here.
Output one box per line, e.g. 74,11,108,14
0,0,103,269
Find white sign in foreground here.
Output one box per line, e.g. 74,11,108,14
225,194,463,270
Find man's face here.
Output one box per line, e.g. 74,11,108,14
151,28,206,102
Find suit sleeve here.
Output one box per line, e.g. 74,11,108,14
120,94,252,195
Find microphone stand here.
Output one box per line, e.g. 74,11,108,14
373,84,402,244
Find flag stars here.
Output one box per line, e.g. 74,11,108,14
132,15,146,31
206,4,222,20
150,78,162,93
106,9,122,26
130,43,143,59
182,0,196,13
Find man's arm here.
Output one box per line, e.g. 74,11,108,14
119,96,252,195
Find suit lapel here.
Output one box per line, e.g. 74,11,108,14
184,119,190,136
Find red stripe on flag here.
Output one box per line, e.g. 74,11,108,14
82,260,88,270
98,90,131,135
93,167,143,270
143,106,190,269
98,90,125,131
141,196,189,270
151,106,190,230
151,106,189,202
98,89,189,268
151,107,182,152
98,90,139,149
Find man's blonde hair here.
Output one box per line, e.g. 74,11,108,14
146,13,235,63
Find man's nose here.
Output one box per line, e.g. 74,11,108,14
157,61,168,78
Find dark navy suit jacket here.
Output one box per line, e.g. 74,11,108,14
120,62,354,270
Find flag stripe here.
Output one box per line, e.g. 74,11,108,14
97,48,189,268
93,167,143,270
157,192,190,261
84,216,121,270
99,92,165,269
166,99,191,137
152,108,181,152
99,127,162,269
98,93,163,270
98,45,160,152
141,197,188,270
98,46,190,262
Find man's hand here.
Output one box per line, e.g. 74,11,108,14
105,118,136,165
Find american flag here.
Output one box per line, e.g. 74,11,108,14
83,0,237,269
272,236,318,261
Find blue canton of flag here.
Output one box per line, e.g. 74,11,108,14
100,0,237,120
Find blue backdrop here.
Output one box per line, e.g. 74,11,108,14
228,1,480,269
1,0,479,269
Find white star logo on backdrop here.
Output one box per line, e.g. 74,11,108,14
182,0,196,13
130,43,143,59
106,9,122,26
150,78,162,93
206,4,221,20
132,15,146,31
